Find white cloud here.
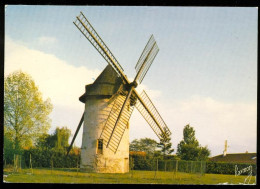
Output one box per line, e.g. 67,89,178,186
130,95,256,157
37,36,57,45
137,84,162,100
168,96,256,156
5,36,100,109
5,36,101,141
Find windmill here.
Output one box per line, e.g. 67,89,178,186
67,11,172,173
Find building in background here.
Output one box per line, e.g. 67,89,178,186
210,140,256,164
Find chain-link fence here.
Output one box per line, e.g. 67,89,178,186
5,154,28,172
4,154,255,184
158,159,206,174
4,153,206,174
3,150,80,173
129,157,206,176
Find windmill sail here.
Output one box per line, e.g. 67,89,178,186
134,35,159,84
103,35,160,152
73,11,171,155
135,90,171,140
99,89,135,153
74,12,127,82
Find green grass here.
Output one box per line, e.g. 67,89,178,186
3,167,256,184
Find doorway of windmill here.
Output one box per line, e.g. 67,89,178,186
124,158,128,173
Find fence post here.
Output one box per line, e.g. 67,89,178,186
157,159,158,172
200,161,202,176
13,154,15,172
172,161,174,179
176,160,178,179
19,155,22,172
190,161,193,174
130,156,134,179
154,158,158,179
51,159,53,174
76,158,79,176
30,153,33,174
13,154,19,173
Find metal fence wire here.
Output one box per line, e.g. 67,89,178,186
6,154,207,182
130,158,207,176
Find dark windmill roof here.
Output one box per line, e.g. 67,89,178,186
210,153,257,164
79,65,123,103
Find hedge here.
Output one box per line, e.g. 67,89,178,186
130,155,156,170
130,156,257,176
23,148,80,168
206,161,256,175
6,148,256,175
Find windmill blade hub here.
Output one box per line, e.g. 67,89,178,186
124,81,138,92
130,81,138,88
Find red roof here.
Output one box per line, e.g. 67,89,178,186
72,148,81,155
129,151,146,157
210,153,256,164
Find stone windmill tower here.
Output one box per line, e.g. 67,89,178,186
67,12,172,173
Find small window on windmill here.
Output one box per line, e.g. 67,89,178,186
97,139,103,154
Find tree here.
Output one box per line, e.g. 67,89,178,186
177,124,210,161
198,146,211,161
36,133,56,150
4,71,53,150
157,131,174,160
55,127,71,150
4,136,17,165
130,138,158,156
130,138,158,170
36,127,71,151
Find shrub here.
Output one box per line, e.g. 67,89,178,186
206,161,256,175
23,148,80,168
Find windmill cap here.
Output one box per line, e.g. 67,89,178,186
79,65,123,102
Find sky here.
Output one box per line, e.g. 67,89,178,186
4,6,257,157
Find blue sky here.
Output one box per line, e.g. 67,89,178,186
5,6,257,156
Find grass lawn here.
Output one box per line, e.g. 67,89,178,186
3,167,256,184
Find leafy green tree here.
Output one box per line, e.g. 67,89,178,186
130,138,158,156
36,133,55,150
36,127,71,151
157,131,174,160
55,127,71,150
4,136,16,164
4,71,53,150
183,124,199,146
177,124,210,161
198,146,211,161
130,138,159,170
